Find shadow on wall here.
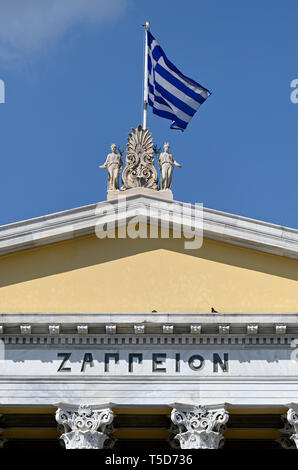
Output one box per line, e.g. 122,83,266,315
0,232,297,288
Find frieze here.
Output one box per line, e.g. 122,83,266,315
0,347,298,377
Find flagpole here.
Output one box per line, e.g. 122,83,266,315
142,21,150,130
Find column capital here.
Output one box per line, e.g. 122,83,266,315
0,415,7,448
55,404,114,449
0,429,6,448
278,406,298,449
278,414,296,449
171,404,229,449
287,407,298,448
287,407,298,432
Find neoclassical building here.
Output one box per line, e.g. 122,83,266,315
0,127,297,450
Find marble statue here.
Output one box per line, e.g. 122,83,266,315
99,144,123,191
158,142,181,190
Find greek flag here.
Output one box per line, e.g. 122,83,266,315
147,31,211,131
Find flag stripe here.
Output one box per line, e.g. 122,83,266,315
149,88,192,124
147,31,211,131
155,64,206,105
155,70,202,110
148,97,188,130
154,82,196,117
149,80,194,122
154,52,210,100
149,35,209,92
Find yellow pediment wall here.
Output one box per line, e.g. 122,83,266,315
0,233,297,313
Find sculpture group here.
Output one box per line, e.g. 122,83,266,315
99,125,181,193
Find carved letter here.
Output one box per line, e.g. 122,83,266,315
152,353,166,372
213,353,229,373
188,354,205,371
104,353,119,372
81,353,94,372
128,353,143,372
175,353,180,373
57,353,72,372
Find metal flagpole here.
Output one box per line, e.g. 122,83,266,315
142,21,150,129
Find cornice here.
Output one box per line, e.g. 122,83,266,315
0,194,297,258
0,313,297,341
0,312,297,324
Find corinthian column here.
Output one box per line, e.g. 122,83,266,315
0,415,7,448
171,405,229,449
55,404,114,449
0,429,5,448
286,407,298,449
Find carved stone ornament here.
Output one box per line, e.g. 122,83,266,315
277,408,298,449
56,404,114,449
218,324,230,335
275,324,287,335
247,324,258,335
106,324,117,334
171,406,229,449
20,324,31,335
163,324,174,334
121,125,158,190
0,416,7,449
0,431,6,449
277,414,294,449
169,423,181,449
77,324,88,335
287,408,298,448
48,324,60,335
190,324,202,335
134,324,145,334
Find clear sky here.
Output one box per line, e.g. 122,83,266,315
0,0,297,229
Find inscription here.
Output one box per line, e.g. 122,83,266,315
56,351,229,374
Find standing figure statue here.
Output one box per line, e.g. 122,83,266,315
158,142,182,190
99,144,123,191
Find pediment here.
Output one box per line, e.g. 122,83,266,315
0,194,297,313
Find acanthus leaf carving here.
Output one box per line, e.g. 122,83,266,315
121,125,158,190
287,407,298,449
171,406,229,449
277,409,298,449
56,404,114,449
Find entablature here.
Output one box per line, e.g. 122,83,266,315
0,313,297,345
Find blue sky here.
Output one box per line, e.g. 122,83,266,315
0,0,297,228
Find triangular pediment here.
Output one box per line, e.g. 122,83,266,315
0,194,297,313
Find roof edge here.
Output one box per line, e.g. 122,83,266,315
0,194,297,259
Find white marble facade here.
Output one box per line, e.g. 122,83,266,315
0,313,297,448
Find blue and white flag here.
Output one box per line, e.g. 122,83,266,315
147,31,211,131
